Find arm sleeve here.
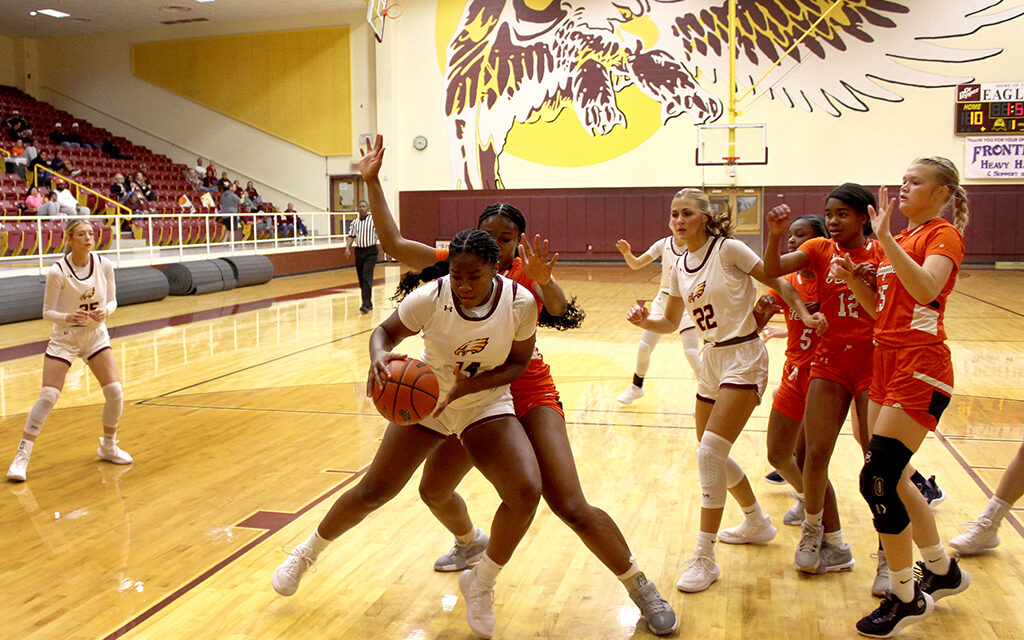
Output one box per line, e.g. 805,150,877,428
103,257,118,316
641,237,667,261
512,288,539,341
722,238,761,274
41,266,68,323
396,282,438,334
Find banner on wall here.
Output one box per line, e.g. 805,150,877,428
964,136,1024,178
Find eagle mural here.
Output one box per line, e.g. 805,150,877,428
443,0,1024,189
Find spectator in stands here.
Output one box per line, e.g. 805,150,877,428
37,190,61,217
217,171,231,193
284,203,309,236
4,138,28,178
51,151,82,178
63,122,84,147
48,122,67,145
219,184,241,228
195,157,206,174
110,173,128,202
55,182,89,216
240,187,257,212
101,137,132,160
21,137,38,164
205,161,217,186
245,181,262,203
185,167,203,190
3,109,29,138
28,149,55,189
11,139,26,156
133,172,156,201
24,187,45,211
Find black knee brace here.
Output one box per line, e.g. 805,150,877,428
859,435,914,535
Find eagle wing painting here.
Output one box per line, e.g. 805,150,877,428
442,0,1024,189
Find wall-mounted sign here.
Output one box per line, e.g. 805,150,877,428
964,136,1024,178
955,82,1024,135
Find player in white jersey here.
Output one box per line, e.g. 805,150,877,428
615,223,700,404
627,189,822,593
273,229,542,639
7,219,132,482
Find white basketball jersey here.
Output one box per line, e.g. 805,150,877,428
641,236,686,293
49,253,110,329
401,274,535,412
669,237,759,344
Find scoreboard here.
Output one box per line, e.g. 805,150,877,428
956,82,1024,135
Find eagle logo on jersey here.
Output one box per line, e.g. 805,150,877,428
80,287,95,300
687,282,706,304
454,338,489,356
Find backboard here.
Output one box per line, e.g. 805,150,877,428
695,123,768,166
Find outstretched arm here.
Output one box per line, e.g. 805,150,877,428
615,239,655,270
360,135,436,270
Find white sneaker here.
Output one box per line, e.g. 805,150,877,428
459,567,496,638
676,554,720,592
949,516,1001,555
871,549,889,597
435,528,488,572
97,437,133,465
7,450,30,482
273,546,318,596
783,496,805,526
794,521,823,572
617,385,645,405
718,515,777,545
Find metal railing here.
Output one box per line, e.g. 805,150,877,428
31,164,133,222
0,209,358,278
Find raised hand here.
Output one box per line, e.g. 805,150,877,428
869,185,896,239
626,303,649,327
615,238,631,255
828,254,857,284
359,134,385,182
518,233,559,285
765,204,792,237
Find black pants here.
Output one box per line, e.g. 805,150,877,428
354,246,378,308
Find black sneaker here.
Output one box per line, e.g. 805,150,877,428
914,475,946,508
856,585,934,638
764,470,786,485
916,558,971,601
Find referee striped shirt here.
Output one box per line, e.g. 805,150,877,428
348,215,378,248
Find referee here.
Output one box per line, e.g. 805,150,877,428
346,200,379,313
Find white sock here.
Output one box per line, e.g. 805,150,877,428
305,530,332,557
101,433,117,446
982,496,1012,524
456,528,479,545
890,566,915,602
794,492,805,502
742,501,765,522
17,439,34,456
805,510,823,527
824,530,844,547
696,531,716,558
921,542,950,575
616,556,645,591
475,552,502,585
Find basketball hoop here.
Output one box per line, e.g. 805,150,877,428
722,156,740,166
367,0,402,43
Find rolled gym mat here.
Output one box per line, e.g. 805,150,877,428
220,255,273,287
163,260,225,295
114,266,169,306
213,258,237,291
0,275,46,325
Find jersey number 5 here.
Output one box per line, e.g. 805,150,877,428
691,304,717,332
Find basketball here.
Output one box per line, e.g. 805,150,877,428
371,358,439,426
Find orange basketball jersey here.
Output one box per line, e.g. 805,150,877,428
873,218,964,348
798,236,882,344
768,271,820,368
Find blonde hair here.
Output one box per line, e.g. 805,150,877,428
913,156,969,233
674,188,734,238
62,219,92,254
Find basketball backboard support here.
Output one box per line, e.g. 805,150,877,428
368,0,388,43
696,123,768,165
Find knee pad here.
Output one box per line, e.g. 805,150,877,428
697,431,732,508
859,435,913,535
26,386,61,436
102,382,123,428
725,456,745,489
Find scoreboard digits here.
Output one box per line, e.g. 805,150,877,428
956,82,1024,135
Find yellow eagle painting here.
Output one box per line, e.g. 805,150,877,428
443,0,1024,189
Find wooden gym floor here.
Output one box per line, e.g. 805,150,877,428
1,263,1023,640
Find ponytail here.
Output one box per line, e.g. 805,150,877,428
391,261,450,302
914,156,969,233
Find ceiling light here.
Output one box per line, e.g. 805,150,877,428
35,9,71,18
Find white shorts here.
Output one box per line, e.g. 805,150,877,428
45,325,111,365
416,389,516,438
696,336,769,402
652,291,696,333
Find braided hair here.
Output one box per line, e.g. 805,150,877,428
675,188,733,238
392,229,499,301
826,182,875,236
478,202,526,235
794,214,828,239
914,156,969,233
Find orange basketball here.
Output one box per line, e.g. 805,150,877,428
372,358,439,426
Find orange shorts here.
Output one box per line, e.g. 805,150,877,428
809,340,874,395
772,359,813,422
510,359,563,419
869,344,953,431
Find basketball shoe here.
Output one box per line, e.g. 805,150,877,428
794,521,824,572
916,558,970,601
813,541,855,574
628,580,677,635
764,470,786,485
97,437,133,465
459,566,495,638
676,554,720,592
914,475,945,508
435,528,488,572
718,515,777,545
272,546,317,596
617,385,645,404
783,495,806,526
871,549,889,597
950,515,1000,555
856,585,933,638
7,450,30,482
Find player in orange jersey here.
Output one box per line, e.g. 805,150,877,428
354,135,678,636
833,158,970,637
